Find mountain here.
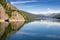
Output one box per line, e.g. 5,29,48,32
0,0,39,21
17,10,40,20
49,13,60,19
37,14,46,17
52,13,60,19
37,14,49,18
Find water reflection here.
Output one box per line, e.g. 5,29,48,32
0,21,25,40
7,21,60,40
0,19,60,40
0,22,9,38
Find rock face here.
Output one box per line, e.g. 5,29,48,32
10,11,25,21
0,4,9,20
0,3,25,21
0,0,25,21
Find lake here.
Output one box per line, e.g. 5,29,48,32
0,20,60,40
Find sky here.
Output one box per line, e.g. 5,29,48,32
10,0,60,14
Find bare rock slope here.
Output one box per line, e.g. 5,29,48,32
0,4,9,20
0,2,25,21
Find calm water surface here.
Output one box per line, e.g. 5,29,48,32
0,20,60,40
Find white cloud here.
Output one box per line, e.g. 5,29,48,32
23,6,34,7
27,10,60,15
11,0,38,4
40,8,60,15
25,8,60,14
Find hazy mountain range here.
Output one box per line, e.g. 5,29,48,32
38,13,60,19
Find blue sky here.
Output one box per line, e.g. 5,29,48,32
10,0,60,14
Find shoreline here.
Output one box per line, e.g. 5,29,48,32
0,19,25,22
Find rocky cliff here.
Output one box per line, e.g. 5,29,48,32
0,4,9,20
0,0,25,21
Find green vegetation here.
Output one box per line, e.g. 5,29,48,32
0,0,7,9
6,7,12,17
17,10,39,21
0,0,15,17
0,0,11,17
